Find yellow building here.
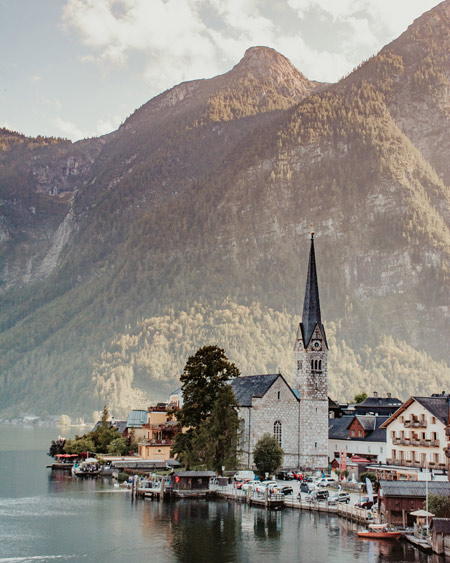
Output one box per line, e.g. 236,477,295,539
138,399,181,461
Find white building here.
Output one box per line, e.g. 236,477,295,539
328,414,388,464
380,394,450,476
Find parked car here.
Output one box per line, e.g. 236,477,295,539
236,479,250,490
306,489,329,502
279,485,293,495
328,492,351,505
304,476,315,483
276,471,294,481
316,477,337,488
234,470,255,482
300,482,315,493
354,495,378,509
256,480,278,494
241,480,259,492
291,470,303,481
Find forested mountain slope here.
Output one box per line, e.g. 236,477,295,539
1,4,449,418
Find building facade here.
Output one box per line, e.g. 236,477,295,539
381,395,450,473
232,231,329,471
231,374,300,469
294,231,328,470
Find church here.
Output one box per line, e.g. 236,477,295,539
231,230,329,471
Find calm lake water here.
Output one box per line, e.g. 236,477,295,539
0,426,444,563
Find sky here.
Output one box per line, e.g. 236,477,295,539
0,0,443,141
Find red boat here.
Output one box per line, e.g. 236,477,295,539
357,524,401,540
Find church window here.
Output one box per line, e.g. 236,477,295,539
431,416,436,424
318,360,322,370
240,419,246,448
273,420,282,446
315,442,317,448
297,360,302,372
277,391,281,400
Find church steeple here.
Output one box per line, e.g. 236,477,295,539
301,229,326,348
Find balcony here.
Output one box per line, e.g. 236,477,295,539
404,420,412,428
410,439,421,446
420,439,432,447
431,439,440,447
392,438,402,445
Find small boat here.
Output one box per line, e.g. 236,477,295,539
72,457,101,477
47,453,79,471
357,523,401,540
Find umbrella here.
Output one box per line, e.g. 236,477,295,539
410,509,435,517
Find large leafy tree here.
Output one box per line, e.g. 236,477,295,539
427,493,450,517
253,433,283,478
173,345,240,471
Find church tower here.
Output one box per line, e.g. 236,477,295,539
294,229,328,470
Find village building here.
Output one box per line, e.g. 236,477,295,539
342,394,402,416
231,373,300,469
328,414,388,465
378,480,450,527
232,231,329,471
377,394,450,479
137,400,181,461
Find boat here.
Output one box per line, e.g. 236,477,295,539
47,453,79,470
72,457,102,477
357,523,401,540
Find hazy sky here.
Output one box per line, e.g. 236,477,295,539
0,0,442,141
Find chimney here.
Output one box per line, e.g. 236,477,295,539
373,391,378,398
387,393,391,398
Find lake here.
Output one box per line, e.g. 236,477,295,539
0,426,442,562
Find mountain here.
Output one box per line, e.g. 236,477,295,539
1,4,450,419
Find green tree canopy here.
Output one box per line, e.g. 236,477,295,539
427,493,450,517
173,345,240,470
253,433,283,478
177,345,240,427
353,392,368,404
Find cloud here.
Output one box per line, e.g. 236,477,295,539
53,117,90,140
62,0,441,89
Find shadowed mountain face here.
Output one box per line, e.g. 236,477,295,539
1,5,450,418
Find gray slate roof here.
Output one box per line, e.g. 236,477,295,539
126,410,148,427
231,374,281,407
359,396,402,408
432,519,450,533
414,396,450,425
301,235,327,348
176,471,216,478
328,415,388,442
380,480,450,498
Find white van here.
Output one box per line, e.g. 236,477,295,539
233,470,255,482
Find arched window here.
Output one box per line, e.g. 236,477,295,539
273,420,282,447
311,359,315,370
240,419,246,448
318,360,322,370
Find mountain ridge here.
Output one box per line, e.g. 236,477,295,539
1,4,450,418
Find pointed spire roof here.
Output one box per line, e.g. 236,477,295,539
301,229,327,347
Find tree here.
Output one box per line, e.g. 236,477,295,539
191,385,241,474
253,433,283,478
48,437,66,458
64,436,96,455
107,437,128,455
360,471,378,491
173,345,240,468
427,493,450,517
353,392,368,404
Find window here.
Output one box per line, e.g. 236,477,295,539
273,420,282,446
277,391,280,400
391,431,395,439
358,430,362,437
432,417,436,424
297,360,302,372
401,416,404,423
240,419,246,448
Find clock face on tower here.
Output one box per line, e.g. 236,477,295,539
312,340,322,351
297,341,303,351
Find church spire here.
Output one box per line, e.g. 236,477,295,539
301,229,325,347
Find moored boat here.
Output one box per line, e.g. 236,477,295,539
357,523,401,540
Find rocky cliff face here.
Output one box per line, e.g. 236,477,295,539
1,4,450,417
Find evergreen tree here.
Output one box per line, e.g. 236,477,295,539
173,345,240,469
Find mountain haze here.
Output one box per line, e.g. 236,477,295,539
1,4,450,418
